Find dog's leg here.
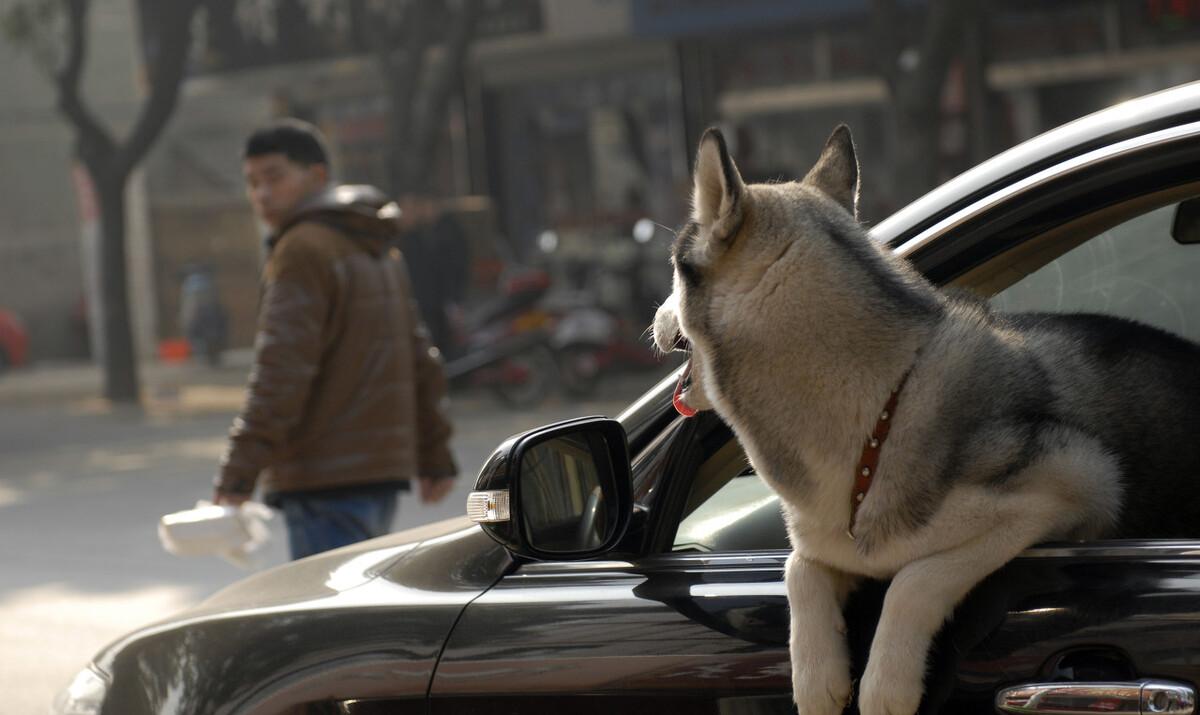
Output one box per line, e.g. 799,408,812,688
856,520,1048,715
788,552,857,715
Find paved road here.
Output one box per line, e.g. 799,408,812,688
0,377,660,714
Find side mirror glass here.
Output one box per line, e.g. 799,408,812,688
467,417,632,560
519,433,616,553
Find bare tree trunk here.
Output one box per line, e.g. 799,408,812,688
398,0,482,195
872,0,981,205
365,0,482,196
51,0,202,403
368,0,434,195
94,171,138,401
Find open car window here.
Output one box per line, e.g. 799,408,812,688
668,419,789,553
990,200,1200,341
673,469,787,552
668,193,1200,554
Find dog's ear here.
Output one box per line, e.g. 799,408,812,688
692,127,746,244
802,125,860,219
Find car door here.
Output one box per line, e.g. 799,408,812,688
431,122,1200,715
430,423,1200,715
428,413,798,715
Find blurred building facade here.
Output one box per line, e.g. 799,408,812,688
149,0,1200,353
4,0,1199,360
0,0,158,362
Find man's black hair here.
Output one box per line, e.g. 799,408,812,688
243,118,330,167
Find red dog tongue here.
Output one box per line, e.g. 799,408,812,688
672,361,697,417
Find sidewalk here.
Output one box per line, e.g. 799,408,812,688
0,350,255,413
0,349,665,416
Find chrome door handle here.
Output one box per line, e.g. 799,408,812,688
996,679,1195,714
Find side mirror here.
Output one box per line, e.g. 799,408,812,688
466,417,632,560
1171,198,1200,245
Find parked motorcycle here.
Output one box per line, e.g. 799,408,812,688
442,267,558,409
540,219,675,398
551,301,666,398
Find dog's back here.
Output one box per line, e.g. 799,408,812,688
884,295,1200,546
1008,311,1200,538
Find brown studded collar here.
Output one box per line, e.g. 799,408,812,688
847,369,913,540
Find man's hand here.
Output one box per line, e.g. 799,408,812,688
418,476,456,504
213,490,251,507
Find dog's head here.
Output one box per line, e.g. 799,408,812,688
652,125,862,417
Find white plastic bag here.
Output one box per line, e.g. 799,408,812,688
158,500,274,569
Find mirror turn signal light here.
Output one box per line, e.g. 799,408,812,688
466,490,511,523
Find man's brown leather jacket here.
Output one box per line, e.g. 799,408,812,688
216,186,456,498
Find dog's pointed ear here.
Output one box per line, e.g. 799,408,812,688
692,127,746,243
802,125,860,219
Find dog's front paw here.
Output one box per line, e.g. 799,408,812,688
857,652,924,715
791,649,852,715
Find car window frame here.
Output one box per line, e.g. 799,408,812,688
955,181,1200,299
893,121,1200,283
639,412,732,554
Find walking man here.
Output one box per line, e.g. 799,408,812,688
213,118,457,560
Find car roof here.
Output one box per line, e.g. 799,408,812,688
870,80,1200,247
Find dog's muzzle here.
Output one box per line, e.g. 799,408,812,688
653,296,699,418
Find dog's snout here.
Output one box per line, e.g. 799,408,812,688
653,294,690,354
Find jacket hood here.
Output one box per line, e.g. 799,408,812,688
268,184,402,254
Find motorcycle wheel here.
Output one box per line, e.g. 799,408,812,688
556,343,603,399
490,346,557,410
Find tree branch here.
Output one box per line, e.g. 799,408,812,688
55,0,115,165
115,0,203,178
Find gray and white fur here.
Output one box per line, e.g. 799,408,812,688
652,125,1200,715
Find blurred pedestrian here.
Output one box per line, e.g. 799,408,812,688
397,194,439,348
178,262,228,366
429,200,470,335
213,118,458,560
397,195,469,356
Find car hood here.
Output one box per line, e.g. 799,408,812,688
188,515,505,616
92,517,513,713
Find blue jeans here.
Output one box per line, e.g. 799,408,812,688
276,488,399,560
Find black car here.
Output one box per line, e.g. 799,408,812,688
58,81,1200,715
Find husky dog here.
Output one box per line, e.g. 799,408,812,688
652,126,1200,715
